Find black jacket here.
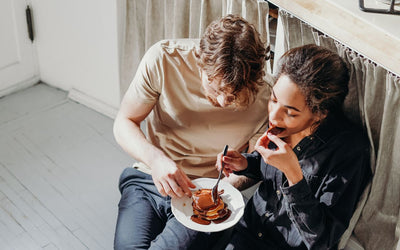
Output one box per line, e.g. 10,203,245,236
235,114,372,249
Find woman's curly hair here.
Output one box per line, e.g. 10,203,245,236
196,14,269,107
277,44,350,116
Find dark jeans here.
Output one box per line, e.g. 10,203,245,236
114,167,221,250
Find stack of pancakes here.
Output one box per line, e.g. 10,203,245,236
190,189,230,225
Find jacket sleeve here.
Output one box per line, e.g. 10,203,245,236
233,151,263,181
280,147,371,249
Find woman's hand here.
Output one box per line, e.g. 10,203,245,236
255,133,303,186
151,156,195,198
216,149,248,177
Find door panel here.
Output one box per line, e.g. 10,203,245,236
0,0,38,96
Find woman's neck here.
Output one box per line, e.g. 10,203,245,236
285,129,313,148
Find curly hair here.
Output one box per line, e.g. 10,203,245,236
196,14,269,107
277,44,349,116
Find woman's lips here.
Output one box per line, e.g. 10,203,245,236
268,124,284,136
268,126,284,136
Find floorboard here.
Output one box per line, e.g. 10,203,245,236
0,83,133,249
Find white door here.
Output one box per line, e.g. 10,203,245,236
0,0,38,97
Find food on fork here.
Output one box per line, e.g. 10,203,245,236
190,189,231,225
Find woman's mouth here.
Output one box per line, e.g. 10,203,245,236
259,125,285,149
268,124,285,136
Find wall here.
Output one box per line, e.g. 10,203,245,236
32,0,122,117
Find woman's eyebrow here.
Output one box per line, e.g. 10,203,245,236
285,104,301,112
271,89,301,112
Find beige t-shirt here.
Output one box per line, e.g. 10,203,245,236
130,39,269,178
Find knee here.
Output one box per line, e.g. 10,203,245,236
114,235,148,250
114,233,133,250
114,220,148,250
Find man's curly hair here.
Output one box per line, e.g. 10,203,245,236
196,14,269,107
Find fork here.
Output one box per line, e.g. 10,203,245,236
212,145,229,204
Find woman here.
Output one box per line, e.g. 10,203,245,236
218,44,371,249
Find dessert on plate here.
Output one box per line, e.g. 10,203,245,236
190,188,231,225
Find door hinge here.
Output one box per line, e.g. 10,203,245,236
26,5,34,42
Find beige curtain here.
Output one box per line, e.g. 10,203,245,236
120,0,270,96
278,11,400,250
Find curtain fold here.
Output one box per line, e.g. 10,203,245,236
121,0,270,96
279,10,400,250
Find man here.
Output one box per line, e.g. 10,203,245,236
113,15,270,249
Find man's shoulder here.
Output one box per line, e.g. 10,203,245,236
140,39,199,71
150,39,200,54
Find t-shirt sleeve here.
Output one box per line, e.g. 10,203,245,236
246,81,270,153
128,42,163,103
248,120,268,152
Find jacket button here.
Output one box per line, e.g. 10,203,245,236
258,232,263,238
276,190,281,195
265,211,273,217
296,146,301,151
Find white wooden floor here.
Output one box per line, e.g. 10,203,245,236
0,83,133,249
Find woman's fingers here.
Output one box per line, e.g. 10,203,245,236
216,150,233,171
255,144,271,159
255,132,269,148
216,149,248,175
266,134,285,149
256,132,270,149
223,168,232,177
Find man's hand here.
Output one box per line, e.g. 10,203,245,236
255,134,303,186
151,157,195,198
216,149,248,177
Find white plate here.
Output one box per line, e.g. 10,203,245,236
171,178,245,232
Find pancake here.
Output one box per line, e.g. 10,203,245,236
260,125,284,148
190,189,231,225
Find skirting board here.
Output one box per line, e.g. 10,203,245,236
68,88,119,119
0,76,40,98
